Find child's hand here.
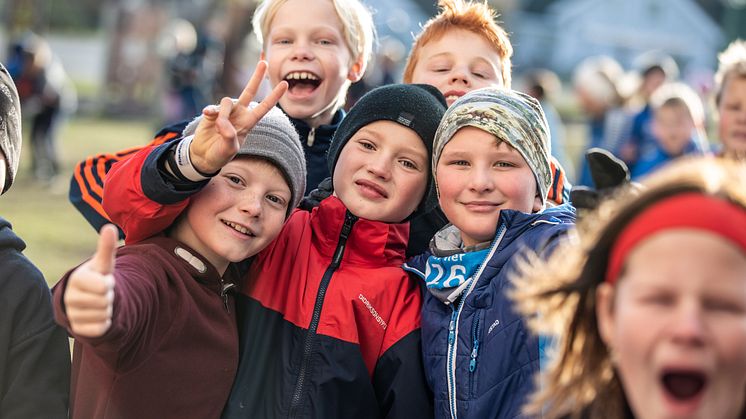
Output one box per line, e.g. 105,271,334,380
190,60,289,174
63,224,118,338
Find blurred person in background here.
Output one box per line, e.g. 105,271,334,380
632,82,709,179
714,39,746,160
7,32,77,184
159,19,223,125
623,52,680,169
572,55,632,187
0,61,70,418
523,68,574,182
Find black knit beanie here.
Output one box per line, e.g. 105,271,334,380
327,83,447,221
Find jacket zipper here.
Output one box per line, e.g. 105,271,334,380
287,211,357,418
307,127,316,147
445,223,506,419
468,314,481,397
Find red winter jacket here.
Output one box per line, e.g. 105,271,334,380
99,144,433,418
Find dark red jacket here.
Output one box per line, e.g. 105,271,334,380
53,237,239,419
98,145,433,418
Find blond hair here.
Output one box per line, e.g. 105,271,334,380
402,0,513,87
512,157,746,419
252,0,375,76
714,39,746,106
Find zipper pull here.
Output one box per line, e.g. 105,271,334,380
448,310,457,345
469,339,480,372
307,127,316,147
220,282,236,313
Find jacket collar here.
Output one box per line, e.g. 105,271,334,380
311,196,408,267
286,108,345,142
429,204,576,255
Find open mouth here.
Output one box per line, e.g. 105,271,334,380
222,219,255,238
284,71,321,96
661,370,707,401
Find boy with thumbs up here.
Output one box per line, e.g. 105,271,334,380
52,80,306,418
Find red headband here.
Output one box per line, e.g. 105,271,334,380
605,193,746,284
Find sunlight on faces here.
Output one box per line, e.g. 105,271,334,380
436,127,541,247
263,0,362,127
597,230,746,419
652,104,695,156
409,29,504,107
332,120,428,223
718,76,746,155
172,157,291,274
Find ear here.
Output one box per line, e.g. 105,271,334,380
596,282,616,348
347,57,364,83
532,193,543,212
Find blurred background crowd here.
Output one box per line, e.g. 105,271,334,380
2,0,745,281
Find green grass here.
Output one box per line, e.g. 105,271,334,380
2,116,158,286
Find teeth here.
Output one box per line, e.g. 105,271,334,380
285,71,319,81
446,95,459,102
224,220,253,236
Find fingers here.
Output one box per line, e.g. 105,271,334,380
236,60,269,107
65,224,118,338
236,81,288,135
64,264,115,338
215,97,238,140
90,224,118,275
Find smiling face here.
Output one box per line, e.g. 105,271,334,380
409,29,504,107
436,127,541,247
718,75,746,155
332,120,429,223
263,0,362,128
171,157,291,274
597,230,746,419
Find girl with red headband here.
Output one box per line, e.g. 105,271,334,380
512,156,746,419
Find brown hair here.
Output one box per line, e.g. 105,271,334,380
512,156,746,419
402,0,513,87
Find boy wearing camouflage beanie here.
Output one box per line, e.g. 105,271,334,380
53,101,306,418
404,87,576,419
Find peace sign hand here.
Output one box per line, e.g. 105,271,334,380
190,60,288,174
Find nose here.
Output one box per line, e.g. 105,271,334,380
366,154,392,180
669,301,707,348
467,166,494,193
291,39,314,62
239,193,263,218
450,65,471,87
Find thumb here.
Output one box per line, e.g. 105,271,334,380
90,224,118,275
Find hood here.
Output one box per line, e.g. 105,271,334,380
0,217,26,253
429,203,576,255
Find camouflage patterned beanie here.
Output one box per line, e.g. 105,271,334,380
432,87,552,208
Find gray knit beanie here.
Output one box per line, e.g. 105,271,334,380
183,103,306,216
432,87,552,208
0,62,21,194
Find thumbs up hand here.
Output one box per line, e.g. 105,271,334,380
64,224,119,337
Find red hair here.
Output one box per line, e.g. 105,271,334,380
402,0,513,87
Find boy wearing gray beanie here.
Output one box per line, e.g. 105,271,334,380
53,99,306,418
84,83,447,417
404,87,576,419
